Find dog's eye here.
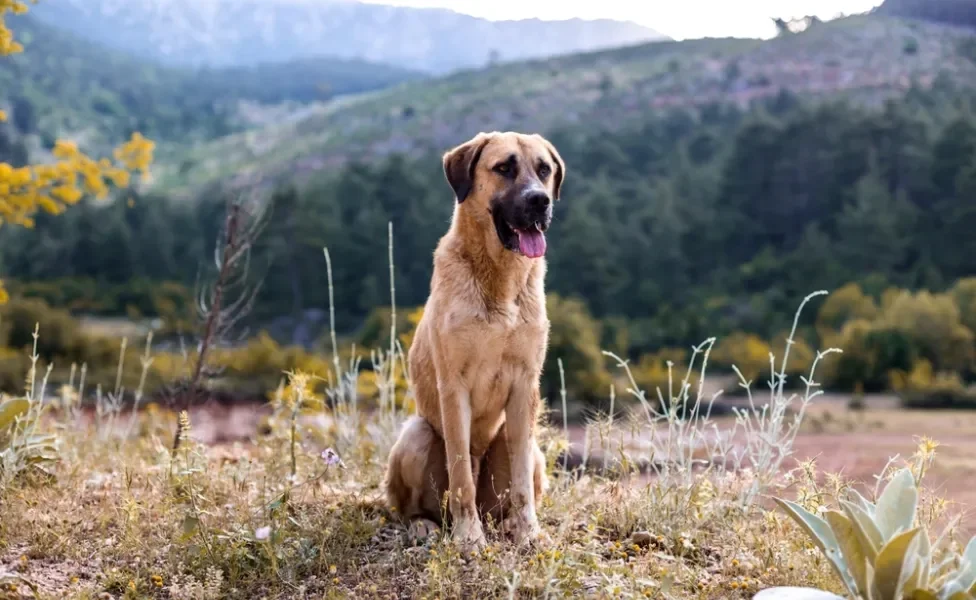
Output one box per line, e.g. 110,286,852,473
494,163,512,175
538,164,552,179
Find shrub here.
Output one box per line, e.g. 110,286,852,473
892,359,976,409
903,36,919,55
543,294,612,408
816,282,879,339
950,277,976,338
712,332,772,383
629,348,701,401
879,289,974,373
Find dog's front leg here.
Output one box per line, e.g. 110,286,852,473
439,385,487,553
504,384,547,545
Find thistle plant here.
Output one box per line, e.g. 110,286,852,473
270,370,325,479
775,466,976,599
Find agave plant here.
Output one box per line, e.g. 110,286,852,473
774,468,976,600
0,394,59,489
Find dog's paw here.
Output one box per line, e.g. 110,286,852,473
503,515,550,547
407,518,440,545
453,517,487,555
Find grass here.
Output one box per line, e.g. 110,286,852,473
1,233,972,599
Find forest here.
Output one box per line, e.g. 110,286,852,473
3,82,976,406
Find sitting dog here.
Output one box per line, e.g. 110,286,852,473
384,131,565,551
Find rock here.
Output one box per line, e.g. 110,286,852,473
753,588,846,600
630,531,653,547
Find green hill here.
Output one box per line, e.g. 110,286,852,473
4,10,976,402
877,0,976,28
153,14,976,195
0,15,423,160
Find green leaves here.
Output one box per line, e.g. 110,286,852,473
775,467,976,600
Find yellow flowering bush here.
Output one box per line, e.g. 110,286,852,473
0,1,155,303
0,137,154,228
0,0,30,57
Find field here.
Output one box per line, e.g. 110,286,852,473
1,347,970,599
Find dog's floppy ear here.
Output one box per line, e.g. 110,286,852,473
443,133,492,203
536,135,566,201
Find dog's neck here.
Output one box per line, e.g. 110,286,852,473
449,206,542,310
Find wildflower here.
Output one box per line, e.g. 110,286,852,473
151,574,163,588
329,565,338,575
321,447,345,468
255,526,271,541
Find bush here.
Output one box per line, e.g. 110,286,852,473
815,282,879,339
899,383,976,409
6,278,194,332
712,332,772,383
903,36,919,55
543,294,612,408
628,348,703,411
879,289,973,373
892,359,976,409
950,277,976,337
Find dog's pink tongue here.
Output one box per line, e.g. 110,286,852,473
517,229,547,258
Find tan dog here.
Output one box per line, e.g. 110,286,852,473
385,131,565,552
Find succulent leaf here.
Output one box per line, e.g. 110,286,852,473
873,527,921,600
826,509,871,594
0,397,29,430
849,488,878,516
875,469,919,541
945,538,976,593
842,499,884,560
774,497,858,595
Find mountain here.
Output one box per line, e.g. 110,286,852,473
876,0,976,28
0,15,422,156
28,0,666,74
152,14,976,195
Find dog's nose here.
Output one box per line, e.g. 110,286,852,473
523,190,550,208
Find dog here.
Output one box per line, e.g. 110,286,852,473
384,131,565,552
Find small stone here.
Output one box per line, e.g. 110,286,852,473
630,531,653,547
753,587,846,600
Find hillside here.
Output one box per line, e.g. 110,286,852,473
153,14,976,195
0,15,422,158
29,0,666,74
877,0,976,28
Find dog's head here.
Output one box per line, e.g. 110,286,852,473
443,131,565,259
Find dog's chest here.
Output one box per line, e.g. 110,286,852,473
465,317,546,414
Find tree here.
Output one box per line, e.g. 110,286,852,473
0,2,154,302
835,166,918,279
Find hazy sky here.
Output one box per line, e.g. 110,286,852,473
358,0,885,39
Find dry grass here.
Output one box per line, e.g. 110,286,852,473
0,405,857,600
2,253,971,598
